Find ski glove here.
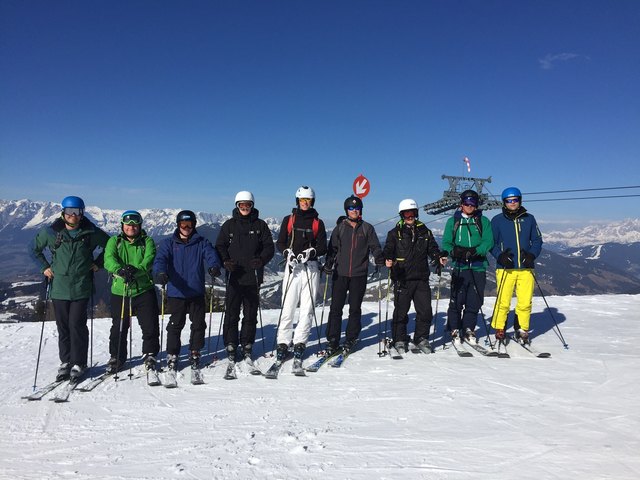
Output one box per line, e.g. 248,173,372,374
208,267,221,278
322,258,334,274
497,249,514,269
283,248,297,266
157,272,169,286
452,246,476,262
521,250,536,269
249,258,263,269
117,264,137,284
223,260,236,272
297,247,316,264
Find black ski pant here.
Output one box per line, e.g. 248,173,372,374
52,298,89,367
109,289,160,362
391,279,433,344
326,275,367,346
166,296,206,355
223,281,259,349
446,269,486,333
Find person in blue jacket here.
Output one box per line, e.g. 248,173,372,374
490,187,543,342
153,210,221,371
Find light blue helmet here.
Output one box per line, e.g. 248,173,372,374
501,187,522,201
61,196,85,209
121,210,143,225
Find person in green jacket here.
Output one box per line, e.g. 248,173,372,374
31,196,110,381
103,210,160,374
441,190,494,342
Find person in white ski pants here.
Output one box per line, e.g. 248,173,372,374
277,261,320,346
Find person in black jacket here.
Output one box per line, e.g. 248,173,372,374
275,186,328,361
324,195,384,355
383,199,447,354
215,191,275,362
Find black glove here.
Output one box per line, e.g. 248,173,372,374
439,250,449,259
249,258,263,270
521,250,536,269
157,272,169,286
208,267,221,278
117,264,137,284
497,249,514,269
223,260,236,272
452,246,476,261
323,258,334,275
375,257,385,267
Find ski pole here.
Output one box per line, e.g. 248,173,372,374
206,282,214,355
430,270,442,347
489,268,508,344
213,272,228,360
377,269,383,356
32,277,50,391
317,269,330,355
302,263,321,351
254,269,267,356
128,286,134,379
532,272,569,348
160,284,166,364
89,289,94,380
381,269,392,356
114,284,127,381
466,262,495,349
272,263,295,353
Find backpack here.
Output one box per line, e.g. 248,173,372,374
287,213,319,238
452,214,483,242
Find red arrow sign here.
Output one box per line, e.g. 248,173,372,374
353,174,370,199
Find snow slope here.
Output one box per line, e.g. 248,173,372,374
1,295,639,480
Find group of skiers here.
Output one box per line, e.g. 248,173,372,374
30,185,542,382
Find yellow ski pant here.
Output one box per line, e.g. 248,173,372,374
491,269,535,331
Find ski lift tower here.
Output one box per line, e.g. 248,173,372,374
422,175,503,215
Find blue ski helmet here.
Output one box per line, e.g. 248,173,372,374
61,196,85,210
121,210,143,225
501,187,522,201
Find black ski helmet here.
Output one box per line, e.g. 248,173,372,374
344,195,363,213
176,210,197,227
460,189,479,207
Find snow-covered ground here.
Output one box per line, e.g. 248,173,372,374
1,294,639,480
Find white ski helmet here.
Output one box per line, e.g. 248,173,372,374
234,191,255,207
295,185,315,206
398,198,419,214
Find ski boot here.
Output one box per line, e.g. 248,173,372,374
276,343,289,361
166,354,178,371
69,364,86,381
342,339,357,355
189,350,201,370
226,344,238,362
56,362,71,381
464,328,476,343
515,329,530,344
241,343,253,361
105,357,122,375
143,354,157,372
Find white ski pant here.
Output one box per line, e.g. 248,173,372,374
277,261,320,346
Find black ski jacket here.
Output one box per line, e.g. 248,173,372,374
216,208,275,285
326,218,383,278
383,220,442,283
276,207,327,259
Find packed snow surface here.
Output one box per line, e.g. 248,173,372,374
1,294,639,479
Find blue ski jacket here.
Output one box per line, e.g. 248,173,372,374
153,229,221,298
490,207,543,269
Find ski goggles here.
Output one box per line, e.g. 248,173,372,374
347,206,361,211
461,196,478,207
237,202,253,208
401,210,417,219
179,221,194,229
122,213,143,225
298,197,312,202
63,207,83,217
504,197,520,204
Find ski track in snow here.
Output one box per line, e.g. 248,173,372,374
0,294,639,479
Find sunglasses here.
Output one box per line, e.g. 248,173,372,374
122,213,142,225
179,221,194,229
298,197,312,202
63,208,83,216
504,198,520,204
347,206,361,211
461,197,478,207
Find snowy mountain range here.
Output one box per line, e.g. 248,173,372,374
1,199,639,318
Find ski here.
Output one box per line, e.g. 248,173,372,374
164,370,178,388
509,336,551,358
22,380,64,401
291,358,306,376
77,373,114,392
51,379,80,403
191,367,205,385
223,361,237,380
264,360,283,379
464,340,499,357
496,339,510,358
305,351,340,372
451,340,473,357
389,345,404,359
243,357,263,376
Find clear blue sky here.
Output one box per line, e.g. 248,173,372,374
1,1,639,228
